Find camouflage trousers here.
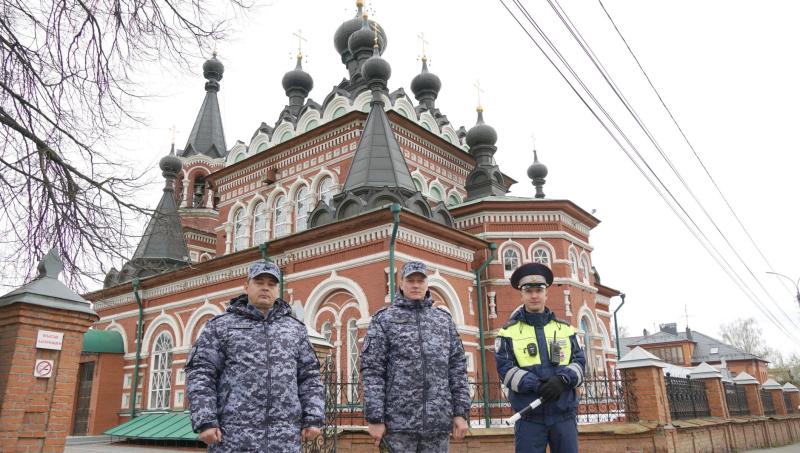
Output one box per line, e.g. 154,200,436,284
381,432,449,453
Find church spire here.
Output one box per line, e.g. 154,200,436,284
182,52,227,159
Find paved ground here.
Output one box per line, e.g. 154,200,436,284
743,444,800,452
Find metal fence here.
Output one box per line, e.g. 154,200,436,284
577,372,638,423
723,382,750,417
316,375,638,428
761,389,776,416
665,373,710,419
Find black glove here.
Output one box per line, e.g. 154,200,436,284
538,375,567,402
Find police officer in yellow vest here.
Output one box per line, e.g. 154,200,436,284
494,263,585,453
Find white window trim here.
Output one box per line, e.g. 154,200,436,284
148,332,173,410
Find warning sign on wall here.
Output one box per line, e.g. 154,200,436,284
36,330,63,350
34,359,54,378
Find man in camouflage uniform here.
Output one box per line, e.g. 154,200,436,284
494,262,585,453
360,261,471,453
186,260,324,452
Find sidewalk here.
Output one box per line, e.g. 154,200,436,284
743,444,800,452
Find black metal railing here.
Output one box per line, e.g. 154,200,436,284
785,392,795,414
665,373,710,419
319,375,638,428
761,388,776,416
577,372,638,423
723,382,750,417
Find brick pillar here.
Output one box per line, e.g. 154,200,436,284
0,250,98,453
784,384,800,414
692,363,728,418
734,372,764,416
769,390,788,416
617,346,671,424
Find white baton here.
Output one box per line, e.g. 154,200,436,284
505,398,543,425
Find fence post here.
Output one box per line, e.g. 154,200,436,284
783,383,799,414
691,362,728,418
616,347,671,424
733,372,764,416
762,379,787,416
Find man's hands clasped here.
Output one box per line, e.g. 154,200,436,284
538,375,567,402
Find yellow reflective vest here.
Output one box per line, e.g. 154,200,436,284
497,319,575,367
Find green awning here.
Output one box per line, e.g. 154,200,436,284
105,412,198,440
82,329,125,354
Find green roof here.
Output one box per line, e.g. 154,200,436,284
105,412,197,440
82,329,125,354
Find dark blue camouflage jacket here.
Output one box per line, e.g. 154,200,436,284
360,291,471,434
185,295,324,453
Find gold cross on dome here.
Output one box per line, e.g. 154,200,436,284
474,79,485,109
292,29,307,57
417,32,429,59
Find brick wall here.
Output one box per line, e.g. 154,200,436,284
332,417,800,453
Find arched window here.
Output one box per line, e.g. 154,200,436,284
397,108,410,118
305,119,319,132
347,319,359,401
192,174,207,208
580,317,594,375
319,177,335,206
148,332,173,409
252,202,267,245
233,153,246,163
443,134,453,144
273,195,289,238
256,142,269,153
295,186,310,232
447,193,461,207
279,130,293,143
332,106,347,119
503,248,520,273
429,186,443,202
421,122,432,131
581,256,591,282
233,209,247,252
413,178,423,192
321,321,333,343
569,250,579,278
361,102,370,112
532,247,550,265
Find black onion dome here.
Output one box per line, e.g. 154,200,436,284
334,1,365,55
348,15,387,57
282,56,313,93
159,152,182,178
202,54,224,81
466,109,498,147
410,58,441,99
528,149,548,179
362,47,391,82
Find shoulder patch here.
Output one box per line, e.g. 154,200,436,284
434,306,452,317
206,312,230,324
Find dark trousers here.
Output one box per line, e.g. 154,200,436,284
514,417,578,453
382,432,449,453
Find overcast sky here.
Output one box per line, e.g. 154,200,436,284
119,1,800,355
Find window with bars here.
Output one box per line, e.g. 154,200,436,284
295,186,310,232
569,251,579,278
233,209,248,252
273,195,289,238
252,202,267,245
503,248,520,273
319,177,335,206
532,247,550,265
148,332,173,410
321,321,333,343
347,319,359,402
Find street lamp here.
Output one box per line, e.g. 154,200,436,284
766,271,800,308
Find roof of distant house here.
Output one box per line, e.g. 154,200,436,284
619,328,768,364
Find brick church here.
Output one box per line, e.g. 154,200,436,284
77,0,621,436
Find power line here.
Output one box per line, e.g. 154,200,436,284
545,0,800,329
496,0,800,343
596,0,797,300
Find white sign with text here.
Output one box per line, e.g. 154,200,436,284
36,330,63,350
